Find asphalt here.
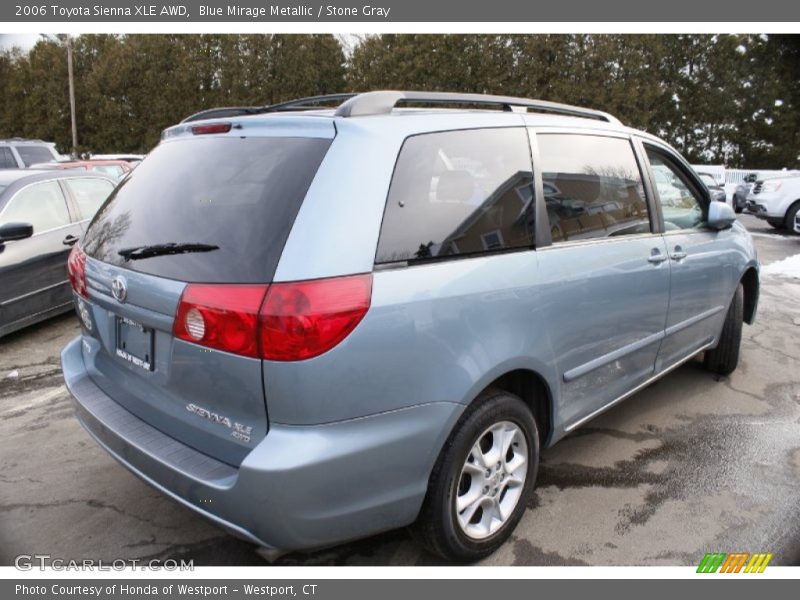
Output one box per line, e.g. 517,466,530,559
0,214,798,567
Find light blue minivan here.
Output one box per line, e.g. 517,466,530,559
62,91,759,562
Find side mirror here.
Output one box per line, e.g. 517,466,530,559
0,222,34,243
707,201,736,230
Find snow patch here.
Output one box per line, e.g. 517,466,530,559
761,253,800,279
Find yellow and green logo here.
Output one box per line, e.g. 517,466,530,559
697,552,773,573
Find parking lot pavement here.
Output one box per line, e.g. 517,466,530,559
1,215,798,567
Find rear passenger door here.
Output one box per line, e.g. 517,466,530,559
0,180,82,326
532,131,671,429
641,143,730,371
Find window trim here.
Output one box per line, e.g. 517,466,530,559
533,130,657,249
373,125,538,269
639,139,712,235
0,178,76,236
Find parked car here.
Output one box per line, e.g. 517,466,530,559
28,159,133,180
0,139,61,169
745,174,800,232
0,170,116,338
89,153,145,163
61,91,759,562
697,172,727,204
732,179,754,214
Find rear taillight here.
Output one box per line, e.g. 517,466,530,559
173,285,268,358
67,245,88,298
260,274,372,361
171,274,372,361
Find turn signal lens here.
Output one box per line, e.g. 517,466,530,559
67,245,88,299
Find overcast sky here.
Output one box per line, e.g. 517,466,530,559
0,34,41,52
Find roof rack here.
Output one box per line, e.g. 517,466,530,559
180,93,358,123
180,91,621,125
334,91,621,124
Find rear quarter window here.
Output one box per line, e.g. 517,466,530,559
64,178,115,220
376,128,534,264
81,135,331,283
14,145,56,167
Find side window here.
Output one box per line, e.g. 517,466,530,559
0,181,71,233
14,145,56,167
375,128,534,264
64,178,115,219
94,165,124,178
0,147,17,169
538,134,650,243
645,148,706,231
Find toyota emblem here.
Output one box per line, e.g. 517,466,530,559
111,276,128,303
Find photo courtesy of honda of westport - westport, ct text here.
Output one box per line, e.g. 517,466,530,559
0,0,799,598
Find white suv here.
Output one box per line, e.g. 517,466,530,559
745,175,800,232
0,138,61,168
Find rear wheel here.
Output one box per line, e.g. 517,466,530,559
704,284,743,376
414,390,539,562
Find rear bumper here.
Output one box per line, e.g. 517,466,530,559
62,336,462,552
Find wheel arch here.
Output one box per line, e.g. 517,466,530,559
475,369,554,449
741,266,759,325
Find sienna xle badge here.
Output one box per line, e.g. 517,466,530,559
62,91,759,562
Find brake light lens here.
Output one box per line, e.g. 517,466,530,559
173,285,268,358
172,274,372,360
191,122,232,135
67,245,88,298
260,274,372,361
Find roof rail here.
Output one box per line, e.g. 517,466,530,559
263,93,358,113
180,93,358,123
333,91,621,124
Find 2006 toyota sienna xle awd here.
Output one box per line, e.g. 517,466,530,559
62,91,759,562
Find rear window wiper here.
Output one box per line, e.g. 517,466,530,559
118,242,220,261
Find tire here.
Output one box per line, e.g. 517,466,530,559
784,202,800,235
413,389,539,562
767,218,785,229
734,205,743,214
704,284,743,376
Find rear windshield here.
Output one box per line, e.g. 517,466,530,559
82,135,331,283
14,145,56,167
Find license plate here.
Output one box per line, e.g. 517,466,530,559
115,316,154,371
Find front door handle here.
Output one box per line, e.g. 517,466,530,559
670,245,687,261
62,234,79,247
648,249,668,264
